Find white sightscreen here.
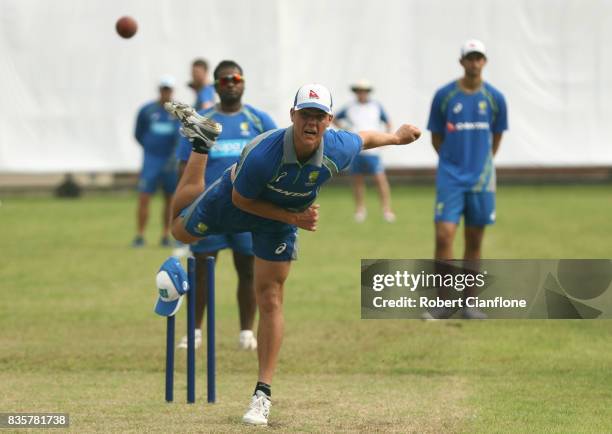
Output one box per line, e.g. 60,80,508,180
0,0,611,173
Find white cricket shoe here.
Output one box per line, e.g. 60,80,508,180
238,330,257,351
172,243,190,258
177,328,202,349
354,209,367,223
164,101,222,150
384,210,397,223
242,391,271,426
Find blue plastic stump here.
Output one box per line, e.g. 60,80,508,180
206,256,216,403
187,257,196,403
165,315,175,402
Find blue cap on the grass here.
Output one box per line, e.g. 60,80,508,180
154,256,189,317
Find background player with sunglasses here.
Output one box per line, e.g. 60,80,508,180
175,60,276,350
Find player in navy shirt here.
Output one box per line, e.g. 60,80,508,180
189,58,215,110
132,76,179,248
162,84,420,425
175,60,276,352
426,39,508,319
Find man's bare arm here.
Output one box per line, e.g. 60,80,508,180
232,189,319,231
492,133,503,156
177,161,187,180
431,133,443,155
359,124,421,150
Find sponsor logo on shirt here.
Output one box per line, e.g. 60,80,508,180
274,172,288,183
453,103,463,114
305,170,319,186
151,121,175,135
240,122,251,137
266,184,313,197
478,101,488,115
209,139,248,158
446,122,490,132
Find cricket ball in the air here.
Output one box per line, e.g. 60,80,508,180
116,16,138,39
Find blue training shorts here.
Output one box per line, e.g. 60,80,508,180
138,154,177,194
180,181,298,261
190,232,253,255
434,188,496,226
350,153,384,175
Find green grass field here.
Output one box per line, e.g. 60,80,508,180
1,185,611,433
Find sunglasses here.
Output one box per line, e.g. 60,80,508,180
214,73,244,86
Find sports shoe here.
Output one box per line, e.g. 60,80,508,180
164,101,222,152
163,100,197,122
243,391,271,426
383,210,397,223
354,209,367,223
177,328,202,349
160,236,171,247
132,236,145,248
421,306,455,320
238,330,257,351
172,242,191,258
462,307,488,319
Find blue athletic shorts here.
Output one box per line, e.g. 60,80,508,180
138,154,177,194
190,232,253,255
180,181,298,261
434,188,496,226
350,153,384,175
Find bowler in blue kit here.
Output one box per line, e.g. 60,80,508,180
162,83,421,425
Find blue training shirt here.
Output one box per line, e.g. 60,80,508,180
427,80,508,190
233,127,363,211
195,84,215,109
176,104,276,184
135,102,179,157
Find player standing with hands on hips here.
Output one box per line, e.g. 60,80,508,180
425,39,508,319
132,76,179,248
158,84,421,425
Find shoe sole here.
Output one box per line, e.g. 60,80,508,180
164,102,195,121
165,102,222,136
242,417,267,426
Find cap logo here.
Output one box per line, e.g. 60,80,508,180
309,90,319,99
